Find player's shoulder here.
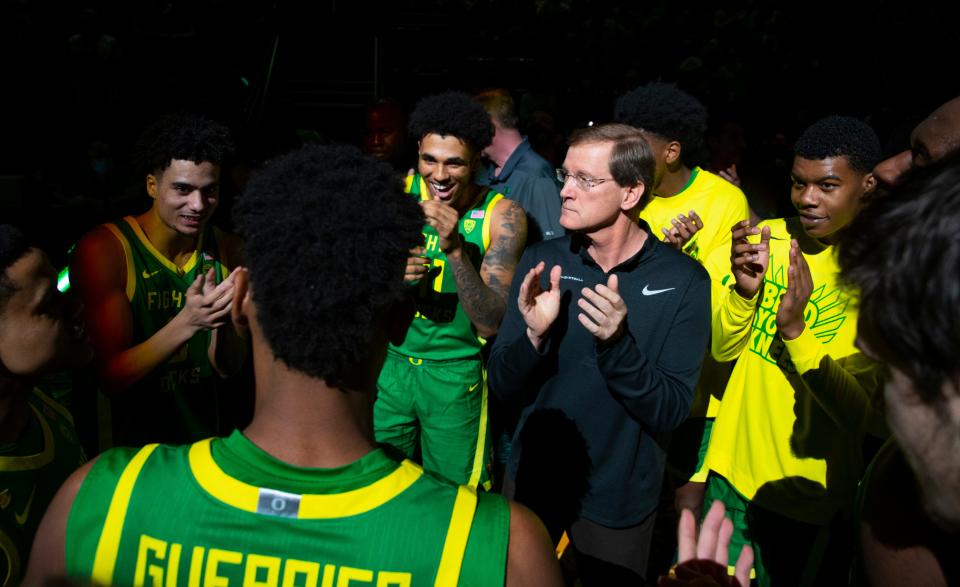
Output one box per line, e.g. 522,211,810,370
491,192,526,219
694,168,747,201
70,219,129,289
76,220,125,254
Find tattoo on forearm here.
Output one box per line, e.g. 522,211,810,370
450,255,505,331
452,200,526,333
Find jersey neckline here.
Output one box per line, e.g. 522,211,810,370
188,431,424,518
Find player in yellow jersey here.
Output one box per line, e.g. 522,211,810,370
615,82,750,517
702,116,883,585
25,145,561,587
0,224,91,586
70,114,247,448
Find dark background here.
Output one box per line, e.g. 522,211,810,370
1,0,958,256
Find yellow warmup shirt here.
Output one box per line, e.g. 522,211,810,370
642,168,749,481
640,167,749,267
703,217,881,524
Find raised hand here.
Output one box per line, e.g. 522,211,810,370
662,211,704,251
184,267,236,332
776,240,813,340
718,164,741,188
659,500,753,587
578,273,628,343
729,220,770,299
420,200,461,254
519,262,562,349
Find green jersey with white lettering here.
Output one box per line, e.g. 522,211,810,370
65,430,510,586
0,388,85,587
104,217,229,447
392,175,503,360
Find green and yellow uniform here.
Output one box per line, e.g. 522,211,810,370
702,218,872,585
1,388,85,587
641,167,749,481
375,175,501,489
102,216,230,448
65,431,510,587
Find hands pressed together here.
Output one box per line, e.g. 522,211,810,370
183,267,240,333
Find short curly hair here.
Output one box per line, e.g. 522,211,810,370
0,224,31,311
613,83,707,166
839,163,960,405
132,113,235,176
794,116,881,173
232,145,424,384
408,91,494,153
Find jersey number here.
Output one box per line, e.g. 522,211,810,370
432,258,446,292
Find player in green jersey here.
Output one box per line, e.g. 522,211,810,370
70,114,247,448
0,224,90,586
25,144,561,587
375,92,527,489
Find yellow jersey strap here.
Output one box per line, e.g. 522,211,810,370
434,485,478,586
91,444,159,585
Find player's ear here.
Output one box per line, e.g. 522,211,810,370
146,174,159,200
664,141,682,166
387,295,416,346
861,172,878,196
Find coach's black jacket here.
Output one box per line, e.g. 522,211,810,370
489,222,710,527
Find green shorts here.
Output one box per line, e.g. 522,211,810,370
704,473,832,586
374,351,492,489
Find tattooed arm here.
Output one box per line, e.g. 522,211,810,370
446,197,527,338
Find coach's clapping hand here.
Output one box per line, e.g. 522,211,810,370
519,261,562,350
578,273,627,345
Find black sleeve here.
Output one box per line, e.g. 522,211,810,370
595,270,711,432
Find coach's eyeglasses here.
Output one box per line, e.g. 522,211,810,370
555,169,614,190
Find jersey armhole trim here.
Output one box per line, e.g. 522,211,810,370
481,193,504,251
31,387,75,424
91,444,159,584
0,403,54,471
103,224,136,301
434,485,478,586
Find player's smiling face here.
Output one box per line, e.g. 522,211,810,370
418,133,478,208
790,156,874,245
148,159,220,237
